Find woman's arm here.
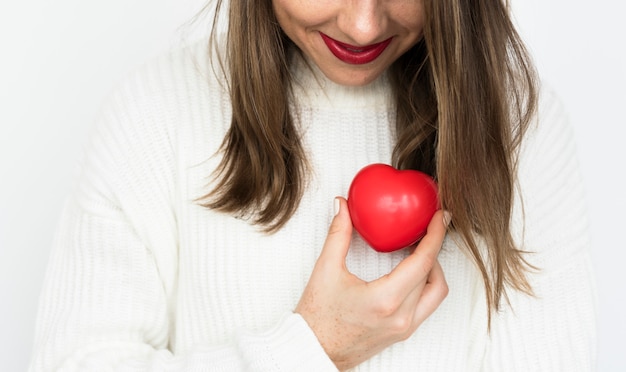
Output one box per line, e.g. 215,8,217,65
28,65,337,371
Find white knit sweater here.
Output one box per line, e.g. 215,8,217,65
30,43,597,371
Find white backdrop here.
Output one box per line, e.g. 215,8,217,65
1,1,624,371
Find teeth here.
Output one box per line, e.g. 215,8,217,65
346,47,364,53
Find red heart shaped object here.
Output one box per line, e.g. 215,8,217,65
347,163,439,253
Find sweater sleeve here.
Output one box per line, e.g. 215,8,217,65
28,58,337,372
482,88,598,371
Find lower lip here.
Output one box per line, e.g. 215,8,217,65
320,33,392,65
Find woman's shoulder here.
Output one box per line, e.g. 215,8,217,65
104,39,226,113
512,80,589,267
513,81,575,175
74,40,231,216
525,81,571,145
90,38,231,153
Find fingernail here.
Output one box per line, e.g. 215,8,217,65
334,198,340,216
443,211,452,227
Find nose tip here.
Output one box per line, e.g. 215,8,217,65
338,1,386,45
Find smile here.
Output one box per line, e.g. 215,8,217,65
320,32,393,65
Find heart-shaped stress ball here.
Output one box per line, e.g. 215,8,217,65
347,164,439,253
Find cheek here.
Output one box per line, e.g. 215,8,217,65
394,2,426,35
272,0,329,31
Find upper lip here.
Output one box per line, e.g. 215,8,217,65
320,33,392,52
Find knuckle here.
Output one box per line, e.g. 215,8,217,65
420,232,445,252
327,220,343,236
373,296,401,318
419,254,436,276
439,281,450,298
390,313,414,337
326,215,350,240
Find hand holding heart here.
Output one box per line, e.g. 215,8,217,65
295,198,448,371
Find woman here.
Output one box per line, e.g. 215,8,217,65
30,0,596,370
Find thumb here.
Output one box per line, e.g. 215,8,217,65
319,197,353,266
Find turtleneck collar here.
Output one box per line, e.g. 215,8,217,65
288,49,394,111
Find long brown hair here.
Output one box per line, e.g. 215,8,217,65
200,0,538,319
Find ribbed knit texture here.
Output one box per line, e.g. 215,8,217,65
29,43,597,371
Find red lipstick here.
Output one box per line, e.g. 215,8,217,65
320,32,392,65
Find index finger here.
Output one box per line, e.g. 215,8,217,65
377,210,448,297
